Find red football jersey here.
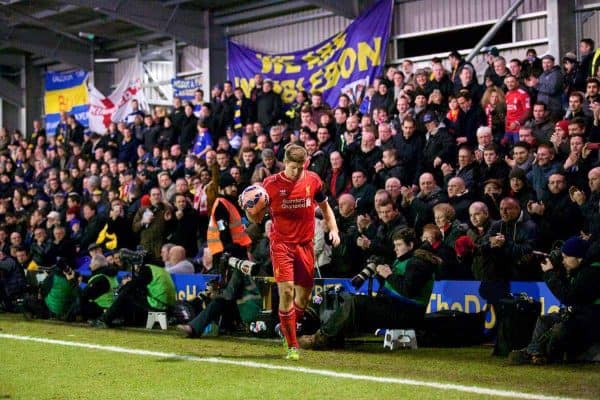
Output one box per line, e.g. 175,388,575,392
263,170,325,244
505,88,531,131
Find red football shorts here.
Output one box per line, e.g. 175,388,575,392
270,240,314,288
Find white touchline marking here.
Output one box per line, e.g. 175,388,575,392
0,333,587,400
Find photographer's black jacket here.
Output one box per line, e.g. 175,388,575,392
80,266,118,302
544,261,600,313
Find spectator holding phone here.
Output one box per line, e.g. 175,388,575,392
569,166,600,240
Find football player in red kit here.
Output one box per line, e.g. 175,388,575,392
255,144,340,360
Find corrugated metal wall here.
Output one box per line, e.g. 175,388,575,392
230,10,351,53
392,0,547,35
180,45,210,102
181,46,207,73
2,101,19,132
582,11,600,44
409,43,549,77
517,16,547,41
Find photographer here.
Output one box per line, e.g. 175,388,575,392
91,249,176,328
22,258,78,320
299,228,439,350
74,254,119,321
177,254,262,337
509,236,600,365
0,250,26,311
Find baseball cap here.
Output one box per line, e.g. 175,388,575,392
541,54,555,62
562,52,577,63
422,112,437,124
487,47,499,57
47,211,61,220
88,243,101,252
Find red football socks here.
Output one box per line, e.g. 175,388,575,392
293,301,305,322
278,308,298,349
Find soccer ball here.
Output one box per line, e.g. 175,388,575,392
239,185,270,215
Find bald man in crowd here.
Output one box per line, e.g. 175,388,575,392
166,246,195,274
447,177,472,224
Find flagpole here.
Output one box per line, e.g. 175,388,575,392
89,38,95,88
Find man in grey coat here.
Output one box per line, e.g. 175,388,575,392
536,55,564,119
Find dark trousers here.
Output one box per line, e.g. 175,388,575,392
80,301,105,321
188,297,239,335
527,313,562,355
527,311,600,359
187,270,245,335
63,296,105,322
479,281,510,337
22,293,50,319
101,283,153,326
320,294,426,339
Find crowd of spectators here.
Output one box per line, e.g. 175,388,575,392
2,38,600,314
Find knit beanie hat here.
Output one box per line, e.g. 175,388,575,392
219,173,236,189
140,194,151,207
561,236,589,258
509,168,526,181
555,120,569,133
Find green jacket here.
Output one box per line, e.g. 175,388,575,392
147,264,176,310
44,273,77,317
384,249,439,306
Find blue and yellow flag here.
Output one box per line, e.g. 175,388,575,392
228,0,393,106
44,70,89,134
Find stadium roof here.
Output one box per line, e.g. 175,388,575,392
0,0,373,71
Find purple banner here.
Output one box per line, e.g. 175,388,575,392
228,0,393,107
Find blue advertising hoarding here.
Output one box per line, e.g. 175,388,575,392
171,275,561,330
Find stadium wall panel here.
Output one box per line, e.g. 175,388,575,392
393,0,546,35
230,10,351,53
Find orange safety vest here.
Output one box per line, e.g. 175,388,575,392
206,197,251,255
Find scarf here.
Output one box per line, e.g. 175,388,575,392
234,99,242,132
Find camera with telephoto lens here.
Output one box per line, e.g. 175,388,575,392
351,255,385,289
532,243,563,268
219,252,258,277
119,247,148,269
54,257,72,274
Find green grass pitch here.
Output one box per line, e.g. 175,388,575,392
0,314,598,399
